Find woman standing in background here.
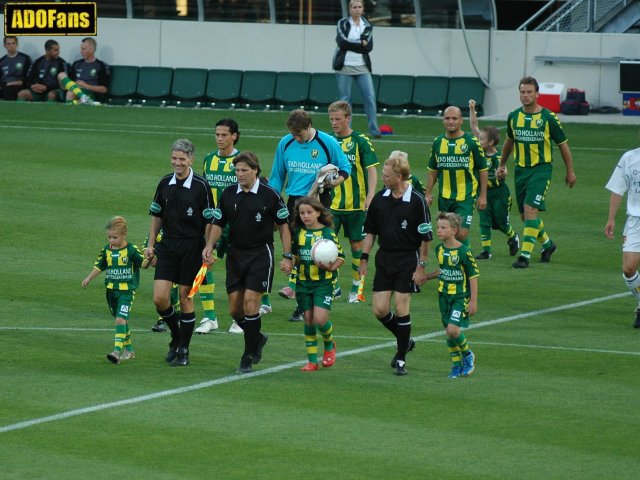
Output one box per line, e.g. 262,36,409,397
333,0,381,138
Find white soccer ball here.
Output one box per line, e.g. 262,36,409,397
311,239,339,265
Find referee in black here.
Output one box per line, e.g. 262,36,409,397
202,151,293,373
144,139,215,367
358,151,432,376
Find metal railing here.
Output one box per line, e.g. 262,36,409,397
518,0,633,32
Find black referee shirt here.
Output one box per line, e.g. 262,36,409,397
364,185,433,251
149,168,215,239
213,179,289,250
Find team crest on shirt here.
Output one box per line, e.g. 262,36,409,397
311,149,319,159
400,219,408,230
187,207,193,217
16,62,24,70
536,118,544,128
460,143,468,153
49,67,58,75
122,256,129,264
255,212,262,222
90,68,97,77
450,254,459,266
344,141,354,151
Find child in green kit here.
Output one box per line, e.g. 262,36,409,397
292,196,345,372
426,212,479,378
83,216,144,364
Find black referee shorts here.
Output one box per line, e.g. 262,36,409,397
372,250,419,294
225,244,275,294
154,237,205,287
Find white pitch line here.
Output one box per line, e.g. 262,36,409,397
0,291,631,434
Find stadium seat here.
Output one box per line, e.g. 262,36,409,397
377,75,415,114
136,67,173,106
107,65,138,105
274,72,311,110
171,68,208,107
447,77,486,115
205,69,242,108
308,73,339,110
239,70,277,109
350,74,380,114
412,76,449,115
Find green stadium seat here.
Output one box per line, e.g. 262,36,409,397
205,69,242,108
171,68,208,107
136,67,173,106
308,73,339,111
274,72,311,110
377,75,415,114
412,76,449,115
350,74,380,114
239,70,277,108
447,77,486,115
107,65,138,105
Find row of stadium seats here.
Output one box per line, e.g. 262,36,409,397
107,66,486,115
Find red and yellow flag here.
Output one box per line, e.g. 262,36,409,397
188,263,208,299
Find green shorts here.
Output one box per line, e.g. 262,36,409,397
295,280,334,312
514,163,552,213
438,196,475,229
479,184,512,231
106,289,135,320
331,209,365,242
438,293,470,328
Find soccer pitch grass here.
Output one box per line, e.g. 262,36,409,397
1,102,639,479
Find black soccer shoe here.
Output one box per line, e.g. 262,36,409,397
540,242,557,263
512,256,530,269
475,251,492,260
165,343,178,363
169,347,189,366
390,338,416,368
237,353,253,374
507,234,520,257
634,308,640,329
252,333,269,364
395,360,408,376
151,320,167,333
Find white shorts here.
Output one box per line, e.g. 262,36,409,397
623,216,640,252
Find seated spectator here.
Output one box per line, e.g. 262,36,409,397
57,37,110,104
0,36,32,100
17,39,67,102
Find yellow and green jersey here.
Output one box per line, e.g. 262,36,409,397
330,131,379,211
408,174,425,196
203,149,239,206
435,243,479,297
506,107,567,168
428,132,487,201
486,151,504,190
293,226,345,282
93,243,144,291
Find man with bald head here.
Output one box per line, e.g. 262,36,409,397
426,105,488,245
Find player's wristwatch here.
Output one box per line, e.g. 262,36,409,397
282,253,293,260
418,260,427,267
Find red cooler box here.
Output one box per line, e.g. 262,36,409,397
538,83,565,113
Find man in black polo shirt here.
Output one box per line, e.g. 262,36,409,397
359,151,433,376
203,152,293,373
0,36,31,100
144,139,215,367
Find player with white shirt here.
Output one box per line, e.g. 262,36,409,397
605,147,640,328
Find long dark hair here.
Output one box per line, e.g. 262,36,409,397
293,196,333,230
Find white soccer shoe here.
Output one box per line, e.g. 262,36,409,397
347,292,362,304
195,317,218,334
259,304,273,315
228,321,243,334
